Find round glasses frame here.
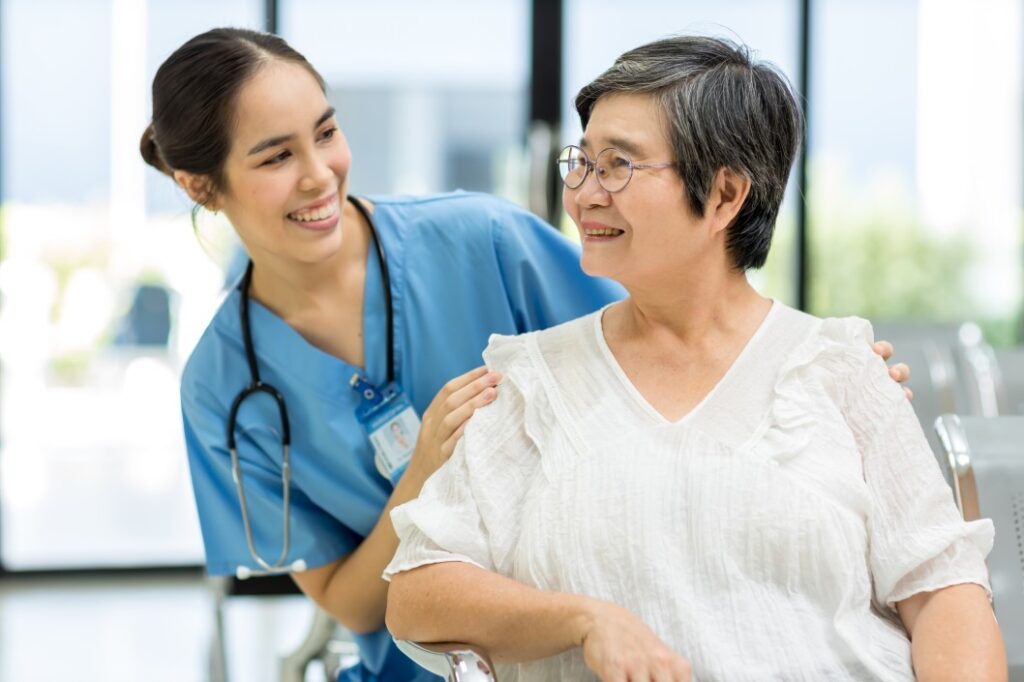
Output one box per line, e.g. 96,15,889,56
557,144,675,193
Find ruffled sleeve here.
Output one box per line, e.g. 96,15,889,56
384,333,544,580
826,317,994,610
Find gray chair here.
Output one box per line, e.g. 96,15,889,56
959,337,1004,417
994,348,1024,415
397,640,497,681
872,321,1004,484
934,415,1024,680
872,320,1004,413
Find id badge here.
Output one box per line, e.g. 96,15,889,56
351,374,420,482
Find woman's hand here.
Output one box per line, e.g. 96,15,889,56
579,600,691,682
873,340,913,401
406,366,503,479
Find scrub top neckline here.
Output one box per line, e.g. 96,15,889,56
221,209,393,400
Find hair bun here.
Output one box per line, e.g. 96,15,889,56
139,123,172,176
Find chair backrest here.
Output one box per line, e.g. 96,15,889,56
872,321,1008,483
960,341,1004,417
995,348,1024,415
934,414,1024,678
873,320,1004,412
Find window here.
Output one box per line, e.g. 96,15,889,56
281,0,530,201
0,0,262,569
808,0,1022,344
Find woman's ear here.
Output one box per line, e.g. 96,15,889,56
173,170,222,211
708,167,751,234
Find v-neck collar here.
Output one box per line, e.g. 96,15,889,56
592,301,779,426
218,210,392,402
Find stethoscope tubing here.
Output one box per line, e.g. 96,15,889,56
227,195,392,576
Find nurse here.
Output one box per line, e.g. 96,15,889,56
141,28,909,681
141,27,622,680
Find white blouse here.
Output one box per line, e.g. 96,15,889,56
385,303,993,682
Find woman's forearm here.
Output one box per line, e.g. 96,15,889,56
292,461,433,633
386,561,594,663
898,584,1007,681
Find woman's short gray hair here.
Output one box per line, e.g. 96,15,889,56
575,35,802,271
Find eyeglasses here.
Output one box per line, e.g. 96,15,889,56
557,145,674,193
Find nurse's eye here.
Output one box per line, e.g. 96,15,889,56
260,150,291,166
318,126,338,142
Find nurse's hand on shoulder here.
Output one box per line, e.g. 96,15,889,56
873,340,913,401
578,599,691,682
406,366,503,480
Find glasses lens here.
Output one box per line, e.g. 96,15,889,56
558,146,588,188
596,149,632,192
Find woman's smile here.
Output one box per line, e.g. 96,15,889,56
580,220,626,241
286,192,340,231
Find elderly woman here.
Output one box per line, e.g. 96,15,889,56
384,36,1005,681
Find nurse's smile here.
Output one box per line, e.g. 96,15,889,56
287,193,341,232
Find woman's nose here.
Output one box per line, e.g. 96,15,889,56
573,166,611,207
299,152,335,192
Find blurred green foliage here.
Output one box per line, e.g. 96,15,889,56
760,194,1022,347
809,214,975,320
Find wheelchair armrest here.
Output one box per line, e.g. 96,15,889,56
395,640,497,681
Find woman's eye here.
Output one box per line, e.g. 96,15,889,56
318,126,337,141
261,150,291,166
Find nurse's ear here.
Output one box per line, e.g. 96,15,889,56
174,170,223,212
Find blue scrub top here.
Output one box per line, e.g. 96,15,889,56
181,192,624,680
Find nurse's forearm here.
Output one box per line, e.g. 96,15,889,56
386,561,592,663
293,365,500,633
292,463,432,634
897,584,1007,681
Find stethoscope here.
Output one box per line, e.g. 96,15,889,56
227,196,394,579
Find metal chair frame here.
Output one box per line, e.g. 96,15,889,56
397,640,498,681
934,414,1024,681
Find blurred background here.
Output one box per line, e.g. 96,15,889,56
0,0,1020,680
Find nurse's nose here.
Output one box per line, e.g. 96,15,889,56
298,151,335,193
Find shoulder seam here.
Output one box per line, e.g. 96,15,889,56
368,191,509,208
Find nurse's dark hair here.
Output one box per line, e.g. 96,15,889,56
139,28,325,206
575,35,803,271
